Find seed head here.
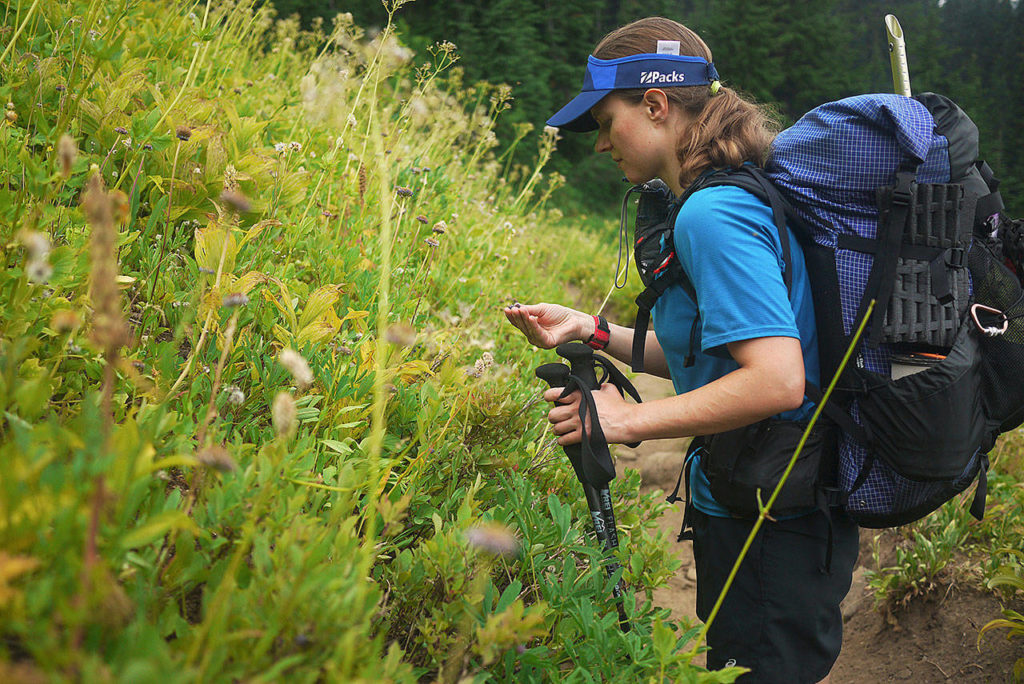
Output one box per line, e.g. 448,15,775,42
175,125,192,141
395,186,413,198
26,259,53,284
357,165,368,203
432,221,447,234
82,174,128,352
220,188,251,213
50,309,81,333
221,292,249,308
347,113,358,129
114,126,128,135
279,348,313,388
385,322,416,347
424,237,439,248
272,391,297,436
225,385,245,405
274,142,287,154
20,231,51,260
5,110,17,124
197,445,238,472
288,141,302,152
465,523,519,558
58,134,77,178
415,215,428,224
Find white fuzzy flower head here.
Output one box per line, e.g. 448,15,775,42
197,445,237,472
279,348,313,388
26,259,53,284
272,392,297,437
289,141,302,152
274,142,287,153
20,231,51,260
347,113,358,129
225,385,245,405
465,523,519,558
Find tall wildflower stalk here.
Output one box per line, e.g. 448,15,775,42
360,19,403,574
83,174,129,426
76,173,129,646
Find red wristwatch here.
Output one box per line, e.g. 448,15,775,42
586,314,610,350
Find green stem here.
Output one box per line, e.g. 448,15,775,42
138,139,182,339
0,0,40,67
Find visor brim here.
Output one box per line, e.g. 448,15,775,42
545,90,610,133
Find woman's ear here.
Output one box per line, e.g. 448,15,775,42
642,88,670,123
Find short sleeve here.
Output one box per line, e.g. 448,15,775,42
673,185,800,356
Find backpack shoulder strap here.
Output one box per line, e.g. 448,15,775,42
630,166,801,372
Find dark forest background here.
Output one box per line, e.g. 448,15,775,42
270,0,1023,217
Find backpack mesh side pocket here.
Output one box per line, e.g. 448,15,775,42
970,236,1024,435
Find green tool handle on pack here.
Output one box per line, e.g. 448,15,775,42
885,14,911,97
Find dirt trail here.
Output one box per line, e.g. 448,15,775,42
615,369,1023,682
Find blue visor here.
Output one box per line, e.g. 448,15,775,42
547,53,720,132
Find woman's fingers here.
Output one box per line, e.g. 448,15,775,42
545,388,585,444
504,305,549,347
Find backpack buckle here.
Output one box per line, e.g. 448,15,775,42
946,247,966,268
970,303,1008,337
892,171,916,205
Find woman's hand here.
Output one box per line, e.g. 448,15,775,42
503,302,590,350
544,383,634,446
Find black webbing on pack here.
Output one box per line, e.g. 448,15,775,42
665,437,704,542
632,259,687,373
975,161,1005,223
970,456,989,521
837,234,964,305
855,170,918,348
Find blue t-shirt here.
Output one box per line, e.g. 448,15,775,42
651,184,821,517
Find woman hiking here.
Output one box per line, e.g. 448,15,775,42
504,16,859,683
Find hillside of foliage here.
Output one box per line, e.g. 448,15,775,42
281,0,1024,216
4,1,1024,681
0,1,720,680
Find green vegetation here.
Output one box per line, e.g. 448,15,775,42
0,1,719,679
2,0,1022,680
865,432,1024,612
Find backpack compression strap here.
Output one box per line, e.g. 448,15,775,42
853,170,918,348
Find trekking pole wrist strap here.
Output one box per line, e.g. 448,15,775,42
586,314,611,350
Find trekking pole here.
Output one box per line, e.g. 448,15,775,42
885,14,912,97
535,362,611,550
553,342,630,630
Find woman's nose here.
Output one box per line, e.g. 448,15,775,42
594,132,610,154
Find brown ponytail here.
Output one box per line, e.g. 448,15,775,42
593,17,780,188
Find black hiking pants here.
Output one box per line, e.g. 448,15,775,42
692,507,859,683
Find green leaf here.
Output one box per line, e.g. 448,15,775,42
120,510,198,549
322,439,354,455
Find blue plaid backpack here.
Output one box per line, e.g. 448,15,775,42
632,93,1024,528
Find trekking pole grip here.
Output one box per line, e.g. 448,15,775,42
535,362,607,532
556,342,599,390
